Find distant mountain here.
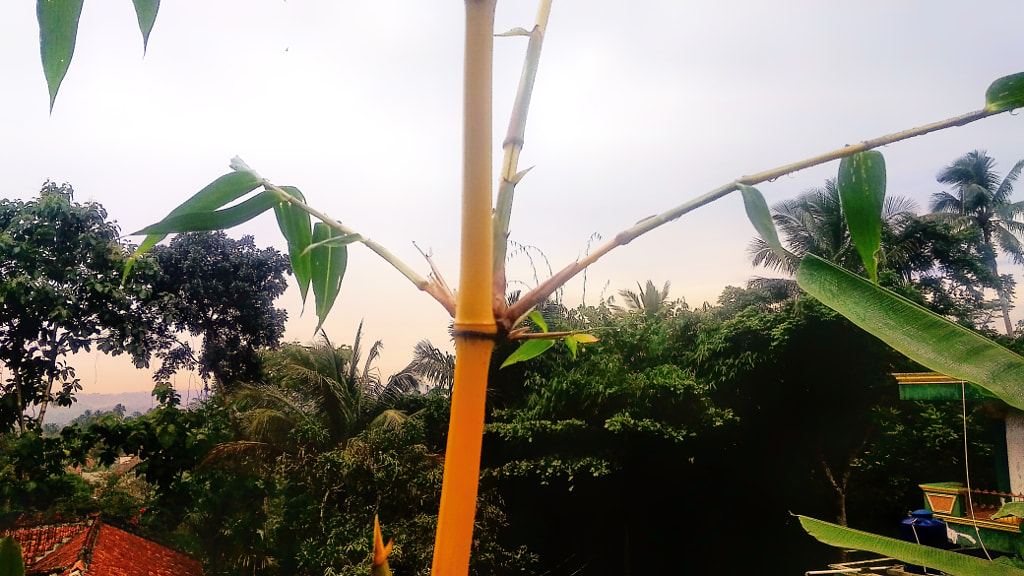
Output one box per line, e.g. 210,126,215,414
45,391,159,426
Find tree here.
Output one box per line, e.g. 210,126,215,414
930,150,1024,335
150,231,290,388
749,178,1004,327
387,340,456,394
27,5,1024,574
484,302,736,574
748,178,919,277
0,183,167,433
609,279,676,318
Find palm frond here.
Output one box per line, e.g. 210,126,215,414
369,409,408,431
201,440,280,471
994,158,1024,204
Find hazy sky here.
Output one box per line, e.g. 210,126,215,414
2,1,1022,394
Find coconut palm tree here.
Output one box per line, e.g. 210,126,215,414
611,280,674,318
930,150,1024,335
387,340,456,394
748,179,920,278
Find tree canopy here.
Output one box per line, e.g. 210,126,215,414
150,231,290,388
0,183,166,433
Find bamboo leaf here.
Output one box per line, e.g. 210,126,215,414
133,190,278,235
837,151,886,284
131,0,160,53
739,184,788,264
273,186,313,304
500,339,555,369
564,335,578,358
0,536,25,576
797,254,1024,410
570,333,599,344
299,233,364,257
985,72,1024,113
311,222,348,332
798,515,1024,576
37,0,84,112
529,310,548,333
131,170,264,257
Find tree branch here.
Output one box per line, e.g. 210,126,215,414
503,107,1000,327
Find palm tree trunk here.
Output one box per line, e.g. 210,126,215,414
998,284,1014,336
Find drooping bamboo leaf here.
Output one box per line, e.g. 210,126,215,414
529,310,548,333
797,254,1024,410
564,335,578,358
739,184,789,264
798,515,1024,576
273,186,313,304
837,151,886,284
133,190,278,235
37,0,85,112
985,72,1024,113
0,536,24,576
131,0,160,53
500,339,555,369
311,222,348,332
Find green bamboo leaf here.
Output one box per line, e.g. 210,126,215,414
131,0,160,53
529,310,548,333
0,536,25,576
134,190,279,235
500,339,555,369
798,515,1024,576
563,335,578,358
311,222,348,332
131,170,264,253
299,234,364,257
37,0,85,112
274,186,313,304
837,151,886,284
739,184,789,264
994,501,1024,520
797,254,1024,410
985,72,1024,113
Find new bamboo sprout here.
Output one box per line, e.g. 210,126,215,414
493,0,553,312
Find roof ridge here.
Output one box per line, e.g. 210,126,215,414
76,515,103,572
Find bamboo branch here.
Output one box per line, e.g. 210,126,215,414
263,180,457,314
493,0,553,315
502,106,1000,327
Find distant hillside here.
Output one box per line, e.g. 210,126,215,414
45,391,159,426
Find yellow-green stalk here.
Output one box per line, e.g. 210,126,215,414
430,1,497,575
493,0,553,312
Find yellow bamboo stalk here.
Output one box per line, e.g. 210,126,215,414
430,1,497,575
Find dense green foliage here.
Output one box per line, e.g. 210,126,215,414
0,183,167,433
150,231,290,388
0,283,1004,575
0,172,1016,575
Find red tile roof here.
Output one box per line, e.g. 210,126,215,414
0,521,88,568
2,516,203,576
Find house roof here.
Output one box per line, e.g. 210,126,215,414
1,515,204,576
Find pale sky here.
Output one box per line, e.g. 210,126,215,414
1,1,1023,394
